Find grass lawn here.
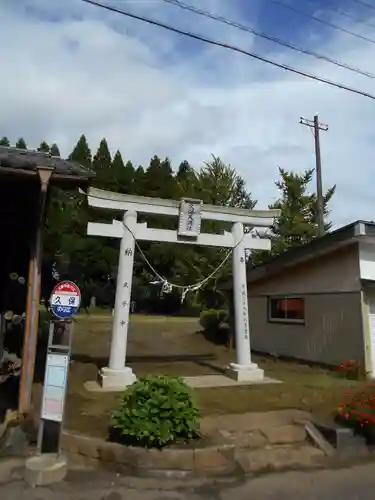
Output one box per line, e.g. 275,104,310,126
60,313,369,438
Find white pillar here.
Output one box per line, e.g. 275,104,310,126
226,222,264,382
99,210,137,390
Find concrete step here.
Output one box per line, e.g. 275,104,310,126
212,423,308,450
236,444,325,474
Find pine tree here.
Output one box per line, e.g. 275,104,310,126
176,160,192,181
50,143,61,156
47,134,92,272
143,156,176,199
15,138,27,149
133,165,146,195
69,134,92,169
198,155,256,208
252,167,336,264
92,138,112,188
271,168,335,253
143,155,161,197
0,137,10,146
123,161,135,191
175,161,197,197
37,141,50,153
175,156,256,311
111,151,134,193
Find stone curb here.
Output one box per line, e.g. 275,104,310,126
61,430,326,478
61,431,237,477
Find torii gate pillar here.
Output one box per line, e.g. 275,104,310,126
225,221,263,381
99,210,137,390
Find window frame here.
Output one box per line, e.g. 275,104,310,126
267,295,305,325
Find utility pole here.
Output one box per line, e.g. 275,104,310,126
299,114,328,237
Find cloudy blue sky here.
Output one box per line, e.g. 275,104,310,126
1,0,375,226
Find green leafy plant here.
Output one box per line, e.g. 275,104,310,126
110,375,201,448
199,308,228,332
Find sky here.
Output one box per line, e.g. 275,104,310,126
1,0,375,227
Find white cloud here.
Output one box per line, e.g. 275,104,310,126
1,0,375,226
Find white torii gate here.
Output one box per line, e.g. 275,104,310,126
86,187,279,391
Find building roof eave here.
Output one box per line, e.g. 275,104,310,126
246,220,375,286
0,146,94,186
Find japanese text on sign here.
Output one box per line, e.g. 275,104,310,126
41,353,69,422
52,295,77,306
178,199,202,238
241,283,249,340
50,281,81,319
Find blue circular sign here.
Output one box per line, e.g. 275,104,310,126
50,280,81,319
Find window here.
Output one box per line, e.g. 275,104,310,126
268,296,305,323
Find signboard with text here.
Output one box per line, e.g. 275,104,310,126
41,352,69,422
50,280,81,319
178,198,202,238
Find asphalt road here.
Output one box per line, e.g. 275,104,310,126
1,463,375,499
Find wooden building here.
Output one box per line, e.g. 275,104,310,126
0,145,92,419
246,221,375,376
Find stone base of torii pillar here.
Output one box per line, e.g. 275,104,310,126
98,366,136,391
225,363,264,382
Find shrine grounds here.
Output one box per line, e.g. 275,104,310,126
42,312,369,439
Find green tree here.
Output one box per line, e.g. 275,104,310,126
69,134,92,169
0,137,10,146
133,166,146,195
174,156,256,310
92,138,112,188
135,156,178,293
37,141,50,153
122,161,135,192
175,160,197,197
197,155,256,209
50,143,61,156
252,167,336,264
176,160,192,181
143,156,176,199
111,151,134,193
15,138,27,149
46,135,93,291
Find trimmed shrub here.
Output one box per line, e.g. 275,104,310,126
110,375,200,448
199,308,228,332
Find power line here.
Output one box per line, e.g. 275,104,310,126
304,0,375,29
269,0,375,45
80,0,375,100
162,0,375,79
351,0,375,11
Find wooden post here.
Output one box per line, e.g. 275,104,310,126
18,167,53,416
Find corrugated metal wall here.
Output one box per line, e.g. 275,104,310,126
248,244,364,366
249,292,363,365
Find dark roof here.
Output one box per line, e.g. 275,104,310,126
247,220,374,284
0,146,93,185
